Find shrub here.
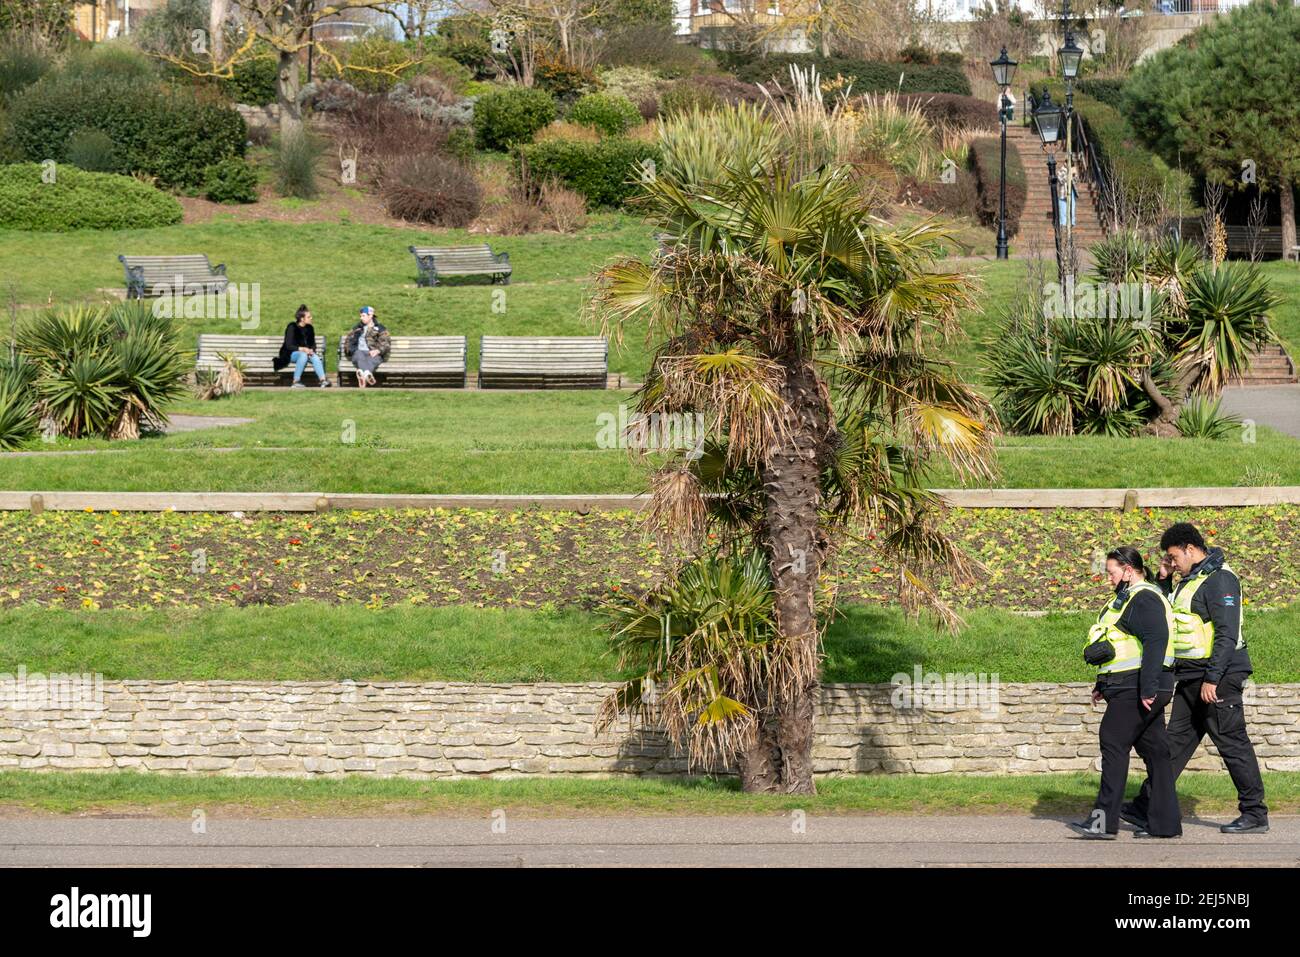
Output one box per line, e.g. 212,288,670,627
203,156,259,204
895,92,997,130
597,67,659,109
271,129,323,199
970,136,1026,238
63,42,156,82
723,53,971,96
19,302,190,440
539,179,588,232
515,137,660,208
0,373,38,450
65,128,120,172
659,81,720,117
325,36,422,94
536,57,597,102
473,86,556,151
220,54,280,106
437,13,494,78
0,37,54,100
598,22,711,77
568,92,641,136
1076,77,1126,110
897,44,935,65
0,163,183,230
1177,395,1242,440
7,74,246,188
382,154,482,227
445,125,475,162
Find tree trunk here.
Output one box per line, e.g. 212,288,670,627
209,0,229,61
753,358,828,794
1281,181,1297,264
277,48,303,140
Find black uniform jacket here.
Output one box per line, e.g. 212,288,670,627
1157,546,1252,685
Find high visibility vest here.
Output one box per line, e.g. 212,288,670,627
1170,563,1244,660
1086,580,1174,675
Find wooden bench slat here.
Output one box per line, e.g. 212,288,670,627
410,244,511,287
479,336,607,390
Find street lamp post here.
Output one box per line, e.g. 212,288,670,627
1032,89,1066,284
990,48,1018,261
1058,3,1085,273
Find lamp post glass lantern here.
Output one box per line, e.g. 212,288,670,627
1032,91,1063,146
990,48,1018,260
1058,32,1083,81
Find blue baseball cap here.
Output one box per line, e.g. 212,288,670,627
360,306,375,315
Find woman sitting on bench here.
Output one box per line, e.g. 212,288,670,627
274,304,331,388
345,306,391,388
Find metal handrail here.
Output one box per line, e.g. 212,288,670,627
1070,109,1115,236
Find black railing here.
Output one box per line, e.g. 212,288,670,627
1070,109,1115,236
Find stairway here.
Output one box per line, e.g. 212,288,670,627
1006,125,1106,254
1229,344,1298,386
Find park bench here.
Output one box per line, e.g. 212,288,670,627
195,333,331,386
337,335,467,388
120,254,228,299
478,336,608,390
409,244,511,286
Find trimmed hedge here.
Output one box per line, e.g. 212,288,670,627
896,92,997,130
0,163,183,230
7,74,245,188
970,136,1026,238
515,138,661,208
722,53,970,96
203,156,259,204
1076,77,1126,110
473,86,557,151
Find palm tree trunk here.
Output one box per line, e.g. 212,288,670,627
753,358,827,794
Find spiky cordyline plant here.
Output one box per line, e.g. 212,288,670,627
592,155,994,794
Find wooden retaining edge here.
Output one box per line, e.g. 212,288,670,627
3,487,1300,512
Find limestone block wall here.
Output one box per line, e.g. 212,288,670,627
1,681,1297,778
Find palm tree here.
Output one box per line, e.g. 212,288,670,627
592,149,995,794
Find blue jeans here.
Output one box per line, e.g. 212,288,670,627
291,350,325,381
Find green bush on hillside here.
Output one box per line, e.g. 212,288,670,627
7,74,246,188
203,156,259,204
567,92,641,135
0,162,183,230
473,86,557,151
517,138,660,208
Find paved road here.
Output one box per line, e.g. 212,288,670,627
2,814,1296,867
1221,385,1300,439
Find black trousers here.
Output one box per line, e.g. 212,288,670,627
1132,672,1268,822
1095,687,1181,836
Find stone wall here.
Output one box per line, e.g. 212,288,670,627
1,680,1298,777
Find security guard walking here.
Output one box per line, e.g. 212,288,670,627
1125,523,1269,834
1070,546,1182,839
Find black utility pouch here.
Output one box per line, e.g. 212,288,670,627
1084,640,1116,666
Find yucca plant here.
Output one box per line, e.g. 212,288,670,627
986,329,1083,435
1090,230,1151,285
0,377,38,450
657,102,779,190
1168,261,1281,395
1176,395,1243,440
18,303,188,440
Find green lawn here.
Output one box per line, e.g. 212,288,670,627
0,214,660,376
4,388,1299,492
3,769,1298,817
4,602,1297,682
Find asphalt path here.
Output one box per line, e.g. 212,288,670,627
2,814,1296,867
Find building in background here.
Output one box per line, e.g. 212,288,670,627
73,0,164,40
